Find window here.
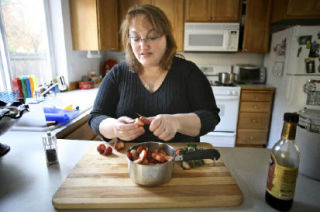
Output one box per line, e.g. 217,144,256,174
0,0,55,91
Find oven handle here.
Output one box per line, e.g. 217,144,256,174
214,96,240,100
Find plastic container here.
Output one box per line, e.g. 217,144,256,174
43,107,79,124
79,81,94,89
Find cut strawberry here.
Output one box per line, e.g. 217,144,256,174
181,161,191,170
152,152,166,163
134,118,144,126
139,149,147,161
126,151,132,160
114,140,125,151
133,158,143,164
97,144,106,154
130,149,138,158
175,148,184,155
139,116,151,125
136,146,148,154
103,146,112,156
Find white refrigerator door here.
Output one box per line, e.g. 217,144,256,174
286,26,320,75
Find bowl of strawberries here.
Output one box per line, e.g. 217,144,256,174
126,142,175,186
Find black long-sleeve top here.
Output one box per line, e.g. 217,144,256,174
88,57,220,142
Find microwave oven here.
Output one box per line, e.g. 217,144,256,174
184,22,239,52
233,65,266,84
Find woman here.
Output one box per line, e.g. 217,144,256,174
89,4,220,142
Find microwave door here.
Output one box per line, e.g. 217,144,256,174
184,30,227,51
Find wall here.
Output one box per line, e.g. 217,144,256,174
51,0,108,84
106,52,264,67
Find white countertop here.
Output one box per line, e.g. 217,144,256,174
10,88,98,132
1,131,319,212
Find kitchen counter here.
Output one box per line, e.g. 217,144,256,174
236,84,276,90
1,131,319,212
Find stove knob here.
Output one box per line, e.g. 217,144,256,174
231,90,237,95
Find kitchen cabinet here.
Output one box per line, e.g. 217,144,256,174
271,0,320,23
56,115,101,140
184,0,241,22
69,0,119,51
236,87,275,147
241,0,271,53
119,0,184,52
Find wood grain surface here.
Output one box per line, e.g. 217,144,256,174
52,142,243,209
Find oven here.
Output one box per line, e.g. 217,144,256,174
201,86,240,147
198,65,240,147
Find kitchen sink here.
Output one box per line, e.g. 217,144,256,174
10,89,98,132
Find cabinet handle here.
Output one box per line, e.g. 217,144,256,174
110,47,115,51
251,119,257,123
249,136,255,140
253,105,258,109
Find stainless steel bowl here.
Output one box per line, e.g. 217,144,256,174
127,142,176,186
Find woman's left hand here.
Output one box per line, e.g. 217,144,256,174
149,114,179,141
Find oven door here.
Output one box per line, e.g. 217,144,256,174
200,132,236,147
214,95,240,132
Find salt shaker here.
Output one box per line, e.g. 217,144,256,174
42,131,58,165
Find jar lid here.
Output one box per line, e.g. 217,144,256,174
298,108,320,133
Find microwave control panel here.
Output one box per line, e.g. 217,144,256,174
228,31,239,50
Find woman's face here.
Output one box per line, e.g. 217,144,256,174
129,15,167,68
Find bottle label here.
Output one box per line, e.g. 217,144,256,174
266,153,298,200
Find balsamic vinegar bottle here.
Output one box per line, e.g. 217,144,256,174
265,113,300,211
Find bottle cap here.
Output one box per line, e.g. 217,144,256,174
284,113,299,123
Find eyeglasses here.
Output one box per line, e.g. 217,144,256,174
129,35,162,44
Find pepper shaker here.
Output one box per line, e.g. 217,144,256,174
42,131,58,165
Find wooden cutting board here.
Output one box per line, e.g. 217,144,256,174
52,142,243,209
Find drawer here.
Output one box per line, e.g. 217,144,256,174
238,112,270,129
236,129,268,145
241,91,273,102
240,102,272,112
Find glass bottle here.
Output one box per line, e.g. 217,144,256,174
265,113,300,211
42,131,58,165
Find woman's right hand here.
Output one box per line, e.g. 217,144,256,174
112,116,145,141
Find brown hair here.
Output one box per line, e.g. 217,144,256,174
120,4,177,73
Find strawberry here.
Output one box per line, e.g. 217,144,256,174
152,152,166,163
130,149,138,158
181,161,191,170
175,148,184,155
97,144,106,154
139,149,147,162
136,146,148,154
114,140,125,151
134,118,144,126
138,116,151,125
103,146,112,156
133,158,143,164
126,151,132,160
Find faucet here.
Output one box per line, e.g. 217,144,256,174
36,76,68,98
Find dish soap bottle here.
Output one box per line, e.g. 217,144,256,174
265,113,300,211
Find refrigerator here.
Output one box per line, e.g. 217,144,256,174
264,25,320,148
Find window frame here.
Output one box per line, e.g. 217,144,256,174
0,0,56,91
